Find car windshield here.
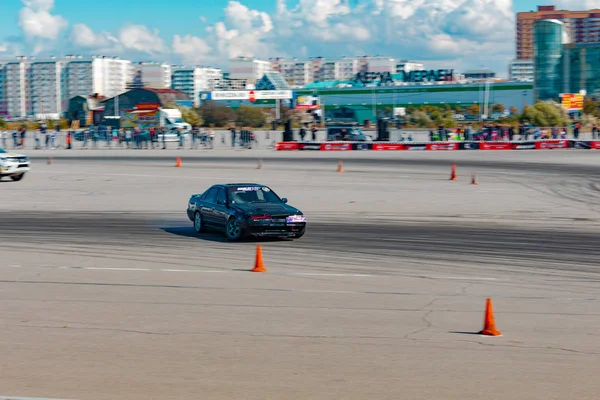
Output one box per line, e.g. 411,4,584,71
0,148,6,153
227,186,282,205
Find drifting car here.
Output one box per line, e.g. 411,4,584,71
187,183,306,241
0,148,30,181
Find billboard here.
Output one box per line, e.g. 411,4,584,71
295,95,320,110
561,93,584,111
210,90,293,101
121,110,159,129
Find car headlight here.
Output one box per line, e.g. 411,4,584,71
286,215,306,223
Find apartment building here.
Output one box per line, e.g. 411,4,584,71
517,5,600,60
171,67,222,106
228,57,271,83
132,62,171,89
396,61,424,73
508,59,534,81
368,56,396,74
0,64,5,116
0,55,131,118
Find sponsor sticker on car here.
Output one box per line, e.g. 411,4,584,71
286,215,306,223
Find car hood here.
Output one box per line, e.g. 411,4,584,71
0,152,28,158
233,203,302,215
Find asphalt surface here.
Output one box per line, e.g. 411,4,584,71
0,151,599,400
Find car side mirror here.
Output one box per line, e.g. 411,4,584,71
282,198,288,203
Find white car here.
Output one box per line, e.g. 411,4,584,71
0,148,30,181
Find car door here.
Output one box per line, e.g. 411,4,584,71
212,188,229,228
201,187,219,226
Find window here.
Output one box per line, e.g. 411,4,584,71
204,187,219,203
215,188,227,205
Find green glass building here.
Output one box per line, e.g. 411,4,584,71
534,19,600,101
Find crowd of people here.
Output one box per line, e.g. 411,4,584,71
429,123,598,141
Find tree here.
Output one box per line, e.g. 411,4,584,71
235,105,266,127
164,102,203,127
198,101,235,127
521,101,569,127
408,111,433,128
0,117,7,129
467,104,480,116
491,104,506,113
509,106,519,115
583,97,600,118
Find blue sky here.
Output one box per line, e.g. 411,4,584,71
0,1,595,72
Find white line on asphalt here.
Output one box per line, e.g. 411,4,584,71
429,276,497,281
290,273,373,277
84,267,151,271
8,265,22,268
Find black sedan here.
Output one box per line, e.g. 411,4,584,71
187,183,306,241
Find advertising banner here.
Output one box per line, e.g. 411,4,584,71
299,143,322,151
479,142,511,150
352,143,371,151
511,142,536,150
573,141,592,149
590,142,600,149
561,93,584,111
211,90,293,101
320,143,352,151
372,143,405,151
427,143,459,151
535,140,569,149
403,143,428,151
295,95,320,110
121,110,159,129
459,142,480,150
276,142,300,150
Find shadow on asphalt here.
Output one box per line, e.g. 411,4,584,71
160,226,291,243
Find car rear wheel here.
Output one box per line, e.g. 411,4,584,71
225,217,244,241
193,211,206,233
10,173,24,182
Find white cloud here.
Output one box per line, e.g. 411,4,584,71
18,0,67,41
70,23,118,49
555,0,600,9
118,25,165,54
0,43,7,52
172,34,212,64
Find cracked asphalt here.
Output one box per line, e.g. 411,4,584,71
0,150,599,400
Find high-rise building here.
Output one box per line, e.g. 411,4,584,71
517,5,600,60
367,56,396,74
132,62,171,89
533,18,600,101
228,57,271,83
0,55,131,118
508,59,534,82
171,67,222,106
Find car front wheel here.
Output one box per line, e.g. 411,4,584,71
10,173,24,182
225,217,244,241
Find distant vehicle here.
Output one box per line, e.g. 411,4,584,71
0,148,30,181
187,183,306,241
326,123,373,141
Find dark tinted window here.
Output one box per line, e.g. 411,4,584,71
215,188,227,204
205,187,219,203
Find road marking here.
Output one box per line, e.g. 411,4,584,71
428,276,497,281
8,265,22,268
290,273,373,277
84,267,151,271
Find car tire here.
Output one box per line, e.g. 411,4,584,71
10,173,24,182
193,211,206,233
225,217,244,241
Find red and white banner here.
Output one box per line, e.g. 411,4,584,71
372,143,405,151
427,143,459,151
276,142,299,150
320,143,352,151
479,142,512,150
535,140,569,149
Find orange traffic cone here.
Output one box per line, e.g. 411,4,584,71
251,245,267,272
175,157,181,167
479,298,501,336
337,160,344,173
450,163,457,180
471,172,478,185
